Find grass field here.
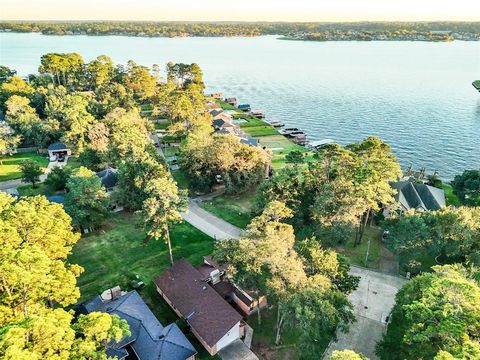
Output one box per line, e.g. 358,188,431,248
17,183,53,197
154,121,169,130
200,192,257,229
336,226,382,268
0,152,48,181
442,183,461,206
257,135,315,169
68,212,216,359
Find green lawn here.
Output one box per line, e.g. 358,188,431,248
200,192,257,229
256,135,315,169
171,168,190,190
239,116,279,137
0,152,48,181
17,183,54,197
65,156,82,171
217,100,237,111
442,183,461,206
336,226,382,268
68,212,216,359
163,146,179,157
154,121,169,130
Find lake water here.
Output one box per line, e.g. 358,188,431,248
1,32,480,179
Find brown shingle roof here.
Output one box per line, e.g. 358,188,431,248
154,259,243,348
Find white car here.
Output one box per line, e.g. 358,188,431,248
49,155,57,162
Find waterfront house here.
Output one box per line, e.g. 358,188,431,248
213,118,235,131
77,290,197,360
385,181,446,215
155,259,243,355
209,109,224,118
212,112,233,123
206,102,222,111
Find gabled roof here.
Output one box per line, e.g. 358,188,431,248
96,167,118,189
210,109,223,117
213,119,234,129
240,138,259,147
391,181,446,211
47,141,68,151
155,259,243,348
82,291,196,360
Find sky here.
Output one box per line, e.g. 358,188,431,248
1,0,480,22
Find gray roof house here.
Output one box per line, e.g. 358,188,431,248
96,167,118,191
78,290,197,360
47,141,71,157
209,109,224,117
391,181,446,212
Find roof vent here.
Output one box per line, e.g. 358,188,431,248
186,310,196,320
159,334,165,340
202,285,207,290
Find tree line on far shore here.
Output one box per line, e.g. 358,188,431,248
0,21,479,38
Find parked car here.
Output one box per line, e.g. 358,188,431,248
49,155,57,162
57,154,66,162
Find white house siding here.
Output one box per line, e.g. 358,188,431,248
216,322,241,352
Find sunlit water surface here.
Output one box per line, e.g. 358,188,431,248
1,33,480,179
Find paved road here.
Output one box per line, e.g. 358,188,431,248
323,266,407,359
182,200,243,240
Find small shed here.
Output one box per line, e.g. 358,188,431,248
47,142,71,158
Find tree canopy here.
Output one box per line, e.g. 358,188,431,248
214,201,355,356
377,265,480,360
452,169,480,207
383,206,480,273
65,166,108,229
0,193,130,359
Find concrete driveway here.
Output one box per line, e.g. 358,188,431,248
324,266,407,359
182,200,243,240
218,340,259,360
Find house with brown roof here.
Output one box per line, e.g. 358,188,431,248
197,256,267,316
155,258,257,356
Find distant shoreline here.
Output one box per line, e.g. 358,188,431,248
2,31,479,42
1,20,479,41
